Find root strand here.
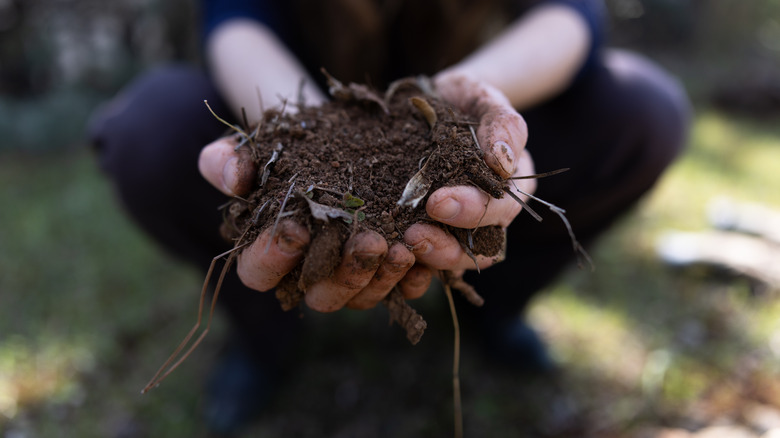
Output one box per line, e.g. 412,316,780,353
382,287,427,345
443,279,463,438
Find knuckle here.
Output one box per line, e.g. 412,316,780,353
436,247,464,268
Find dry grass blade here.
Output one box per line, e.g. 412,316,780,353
508,167,570,180
458,238,481,274
469,125,480,153
204,100,248,139
141,243,247,393
512,185,595,271
264,174,298,254
250,199,272,226
503,187,543,222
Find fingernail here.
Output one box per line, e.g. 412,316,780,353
354,253,382,270
222,156,239,195
430,197,461,220
277,232,306,255
411,240,432,255
386,262,407,273
492,141,515,175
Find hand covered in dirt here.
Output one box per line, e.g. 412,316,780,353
404,72,536,272
198,136,432,312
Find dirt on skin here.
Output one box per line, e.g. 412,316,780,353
219,76,509,342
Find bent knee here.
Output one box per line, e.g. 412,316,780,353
91,66,227,195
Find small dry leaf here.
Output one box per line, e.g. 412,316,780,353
321,68,389,114
397,152,437,208
298,192,355,222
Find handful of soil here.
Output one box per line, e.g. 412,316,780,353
219,75,512,343
143,75,586,394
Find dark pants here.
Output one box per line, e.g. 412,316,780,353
466,50,691,322
90,49,690,354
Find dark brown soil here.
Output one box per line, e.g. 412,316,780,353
219,77,508,340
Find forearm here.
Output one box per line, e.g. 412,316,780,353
438,4,591,110
206,19,327,124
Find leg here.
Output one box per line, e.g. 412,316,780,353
464,50,691,351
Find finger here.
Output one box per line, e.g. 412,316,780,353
198,136,256,196
305,231,388,313
236,220,310,292
433,72,528,179
404,223,505,271
477,108,527,179
397,264,433,300
426,148,536,229
346,243,415,310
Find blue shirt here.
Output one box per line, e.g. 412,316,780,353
201,0,604,86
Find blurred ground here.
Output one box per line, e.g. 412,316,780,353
2,1,780,437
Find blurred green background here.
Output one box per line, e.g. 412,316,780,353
2,0,780,437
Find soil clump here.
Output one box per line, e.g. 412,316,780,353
220,77,509,342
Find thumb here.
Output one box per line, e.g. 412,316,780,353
198,137,256,196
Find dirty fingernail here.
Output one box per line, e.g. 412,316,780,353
386,262,407,273
277,232,306,255
431,197,461,221
492,141,515,175
222,156,239,195
411,241,432,255
354,253,382,270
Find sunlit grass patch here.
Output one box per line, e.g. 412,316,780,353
530,284,648,386
651,110,780,229
0,335,94,420
526,108,780,432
